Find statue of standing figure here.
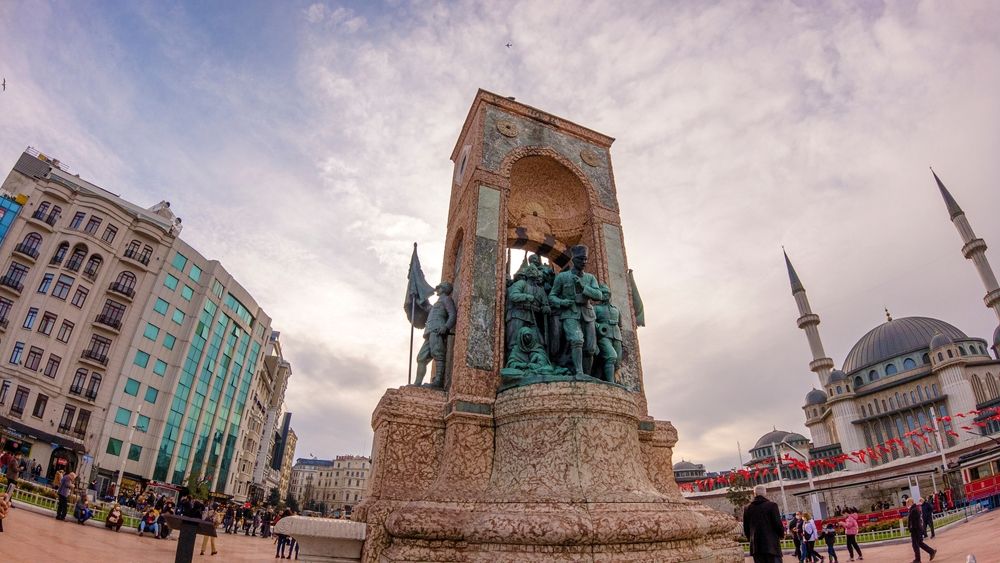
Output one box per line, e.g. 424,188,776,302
548,245,603,376
592,283,623,383
414,282,456,387
505,263,550,358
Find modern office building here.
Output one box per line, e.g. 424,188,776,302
0,148,285,500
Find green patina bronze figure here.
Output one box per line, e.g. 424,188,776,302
500,327,570,389
548,245,603,376
592,283,623,383
414,282,456,387
505,263,550,358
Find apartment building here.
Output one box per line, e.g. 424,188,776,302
290,455,371,515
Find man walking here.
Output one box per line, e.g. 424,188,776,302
743,484,785,563
906,497,936,562
55,471,75,521
919,497,935,539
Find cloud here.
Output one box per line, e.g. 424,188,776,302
2,0,1000,473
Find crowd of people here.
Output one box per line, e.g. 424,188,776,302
0,452,44,483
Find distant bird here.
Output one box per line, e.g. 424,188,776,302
505,42,512,48
1,78,5,92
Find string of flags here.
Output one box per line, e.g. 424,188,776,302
679,405,1000,493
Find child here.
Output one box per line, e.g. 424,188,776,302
822,523,839,563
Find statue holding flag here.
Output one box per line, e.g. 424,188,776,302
414,282,456,387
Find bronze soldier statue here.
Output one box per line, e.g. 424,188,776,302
415,282,456,387
505,264,550,358
548,245,603,375
593,283,623,383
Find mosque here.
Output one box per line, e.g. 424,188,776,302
680,172,1000,515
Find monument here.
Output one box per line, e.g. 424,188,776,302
354,90,740,562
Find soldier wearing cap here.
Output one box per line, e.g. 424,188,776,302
548,245,603,375
415,281,456,387
593,283,622,382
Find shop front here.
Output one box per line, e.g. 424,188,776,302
1,414,85,485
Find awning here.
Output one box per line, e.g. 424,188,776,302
0,415,84,452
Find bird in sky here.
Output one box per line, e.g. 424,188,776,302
1,78,5,92
505,42,512,48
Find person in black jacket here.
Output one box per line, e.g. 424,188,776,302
743,485,785,563
919,497,934,539
906,498,936,562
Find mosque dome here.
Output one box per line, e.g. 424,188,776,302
828,369,847,383
753,429,808,449
929,332,955,350
805,388,828,406
843,316,966,374
993,325,1000,347
673,460,702,471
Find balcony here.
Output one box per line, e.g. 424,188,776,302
0,317,8,331
72,428,87,439
123,248,150,266
69,385,84,395
94,313,122,332
29,210,59,229
57,424,72,434
108,281,136,300
84,390,98,401
0,275,24,294
13,243,40,261
80,349,109,367
82,268,99,282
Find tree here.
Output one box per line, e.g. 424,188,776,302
185,474,210,501
267,487,281,507
285,493,299,513
725,473,754,517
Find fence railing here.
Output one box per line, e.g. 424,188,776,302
9,486,141,529
740,505,984,552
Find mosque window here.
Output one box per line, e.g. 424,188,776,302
889,397,896,410
910,391,917,404
869,370,879,382
903,358,916,370
931,384,939,397
987,374,999,399
872,401,879,414
947,350,954,359
860,405,866,417
937,353,944,362
971,376,986,404
854,376,864,389
885,364,897,376
922,353,930,365
917,386,924,401
882,399,888,412
836,385,842,394
959,346,967,356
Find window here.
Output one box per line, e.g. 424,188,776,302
172,252,188,271
83,255,103,278
70,212,85,229
98,299,126,327
58,405,75,432
32,394,47,418
163,333,176,350
903,358,916,370
11,386,29,415
37,273,53,293
140,245,153,264
112,271,137,296
145,386,159,403
71,286,88,307
43,354,61,378
134,350,150,368
128,444,142,462
0,381,8,404
23,307,38,329
25,347,43,370
922,353,930,365
9,341,24,364
114,407,131,426
74,409,90,435
181,285,194,301
136,414,150,432
189,265,202,282
932,383,939,397
39,312,57,335
53,274,74,300
212,279,223,298
153,298,169,315
66,244,87,271
86,373,101,399
106,438,122,456
959,346,967,356
56,320,74,343
2,262,29,290
947,349,954,359
164,274,179,290
18,232,42,256
938,352,944,361
171,308,185,325
885,364,897,375
86,334,112,358
153,359,167,376
124,378,140,396
143,323,160,341
70,368,87,394
0,297,12,322
83,216,101,234
102,225,117,243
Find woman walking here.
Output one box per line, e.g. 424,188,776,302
843,508,863,560
200,502,219,556
801,512,823,562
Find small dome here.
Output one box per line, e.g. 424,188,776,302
993,325,1000,347
805,388,828,406
754,430,809,449
929,332,954,350
673,460,702,471
828,369,847,383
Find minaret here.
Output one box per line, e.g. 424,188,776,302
933,170,1000,322
785,250,834,386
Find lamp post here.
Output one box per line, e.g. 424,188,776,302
770,442,789,517
778,438,822,519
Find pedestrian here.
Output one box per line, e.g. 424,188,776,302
105,503,124,532
920,497,935,539
0,486,11,533
74,496,93,524
906,498,936,562
789,511,803,562
200,502,219,556
274,508,292,558
5,453,22,483
252,509,261,536
801,512,822,562
55,471,74,521
843,508,863,561
821,523,839,563
223,504,235,534
742,484,784,563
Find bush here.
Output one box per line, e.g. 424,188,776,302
859,520,900,533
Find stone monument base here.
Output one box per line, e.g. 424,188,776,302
357,382,740,562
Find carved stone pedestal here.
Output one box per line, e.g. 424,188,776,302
358,383,740,562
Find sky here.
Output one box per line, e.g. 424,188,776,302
2,0,1000,473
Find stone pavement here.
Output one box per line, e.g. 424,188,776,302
748,509,1000,562
1,506,289,562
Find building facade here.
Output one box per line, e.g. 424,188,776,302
0,149,288,501
290,455,371,515
278,422,297,501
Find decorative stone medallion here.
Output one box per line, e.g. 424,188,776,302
580,148,601,167
496,119,519,138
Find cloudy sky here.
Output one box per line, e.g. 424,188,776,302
2,1,1000,472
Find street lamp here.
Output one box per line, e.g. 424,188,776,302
769,442,790,517
776,437,822,519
